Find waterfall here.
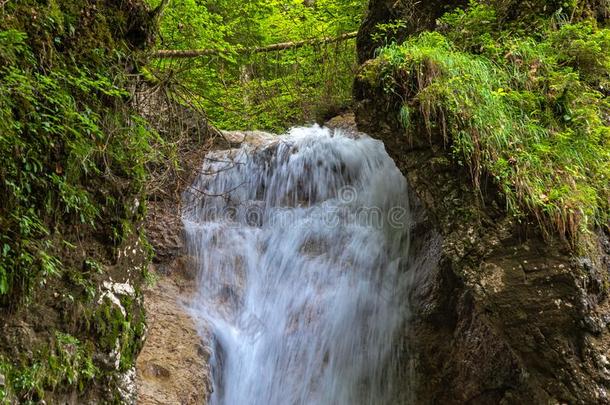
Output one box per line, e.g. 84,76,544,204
183,125,413,405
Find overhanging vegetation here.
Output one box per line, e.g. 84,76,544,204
362,1,610,246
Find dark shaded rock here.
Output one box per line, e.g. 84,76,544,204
357,0,467,63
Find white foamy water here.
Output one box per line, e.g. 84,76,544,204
183,125,413,405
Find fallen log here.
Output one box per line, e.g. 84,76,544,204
153,31,357,59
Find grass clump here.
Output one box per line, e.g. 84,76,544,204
364,3,610,246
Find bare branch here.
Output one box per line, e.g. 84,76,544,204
152,31,358,59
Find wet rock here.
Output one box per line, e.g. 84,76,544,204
126,56,225,405
146,203,185,265
141,362,171,380
135,267,212,404
221,130,277,148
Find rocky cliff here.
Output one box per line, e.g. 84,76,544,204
354,1,610,403
0,1,156,402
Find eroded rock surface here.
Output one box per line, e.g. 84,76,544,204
136,264,211,405
136,198,213,404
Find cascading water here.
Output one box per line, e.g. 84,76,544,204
183,126,414,405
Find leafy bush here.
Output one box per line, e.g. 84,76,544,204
0,332,98,402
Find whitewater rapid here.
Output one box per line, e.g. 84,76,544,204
183,125,413,405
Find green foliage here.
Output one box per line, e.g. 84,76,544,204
0,2,159,306
148,0,367,131
371,20,408,46
0,332,97,403
547,22,610,85
0,0,156,402
365,8,610,245
436,1,501,55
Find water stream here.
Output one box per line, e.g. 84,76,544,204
183,126,414,405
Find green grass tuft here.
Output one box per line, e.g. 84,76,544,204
365,16,610,246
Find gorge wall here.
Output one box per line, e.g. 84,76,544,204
1,1,158,402
354,1,610,403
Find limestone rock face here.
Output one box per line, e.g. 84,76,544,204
135,265,211,405
136,184,213,405
354,2,610,403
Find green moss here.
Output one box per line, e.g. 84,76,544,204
88,293,146,372
0,332,98,403
364,6,610,247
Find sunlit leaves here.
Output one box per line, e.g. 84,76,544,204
148,0,367,131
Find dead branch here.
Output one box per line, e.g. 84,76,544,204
152,31,358,59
